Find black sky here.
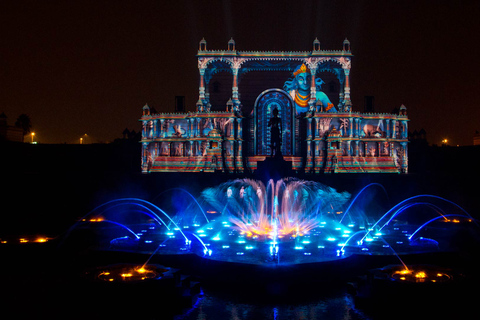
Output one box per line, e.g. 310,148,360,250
1,0,479,145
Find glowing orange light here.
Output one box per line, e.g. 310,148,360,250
415,271,427,279
136,267,147,274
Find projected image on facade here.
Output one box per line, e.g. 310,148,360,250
140,38,409,174
283,63,335,114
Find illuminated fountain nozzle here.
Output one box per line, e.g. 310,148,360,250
389,265,453,283
92,264,168,282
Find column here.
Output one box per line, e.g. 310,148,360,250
343,68,351,104
306,140,313,171
141,142,149,173
228,117,234,137
152,120,157,138
142,121,147,138
237,140,243,160
160,119,165,138
196,119,201,137
232,67,240,106
309,67,317,110
188,141,193,157
237,118,243,138
391,120,397,138
402,142,408,173
307,118,312,139
199,68,206,103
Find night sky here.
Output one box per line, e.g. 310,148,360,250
1,0,479,145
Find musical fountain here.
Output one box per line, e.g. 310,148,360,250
63,178,478,270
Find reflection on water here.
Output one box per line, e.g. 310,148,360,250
176,289,370,320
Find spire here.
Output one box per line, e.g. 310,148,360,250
228,37,235,51
343,38,351,52
313,38,320,52
199,38,207,51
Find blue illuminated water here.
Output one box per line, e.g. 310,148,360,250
175,290,369,320
63,178,478,266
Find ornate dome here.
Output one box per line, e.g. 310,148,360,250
208,128,222,139
328,127,342,138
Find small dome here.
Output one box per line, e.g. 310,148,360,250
142,104,150,116
228,37,235,51
313,38,320,51
199,38,207,51
343,38,351,52
328,127,342,138
208,128,222,138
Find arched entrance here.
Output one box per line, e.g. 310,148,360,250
254,89,295,156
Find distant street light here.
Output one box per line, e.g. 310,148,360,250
31,132,35,144
442,139,448,146
80,137,83,144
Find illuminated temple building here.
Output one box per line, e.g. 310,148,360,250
140,38,409,174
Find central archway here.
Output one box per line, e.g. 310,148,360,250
254,89,295,156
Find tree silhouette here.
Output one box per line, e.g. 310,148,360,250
15,114,32,135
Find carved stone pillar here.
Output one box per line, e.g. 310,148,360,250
199,68,206,102
232,67,239,105
343,68,351,104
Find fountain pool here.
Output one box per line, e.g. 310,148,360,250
63,178,479,267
